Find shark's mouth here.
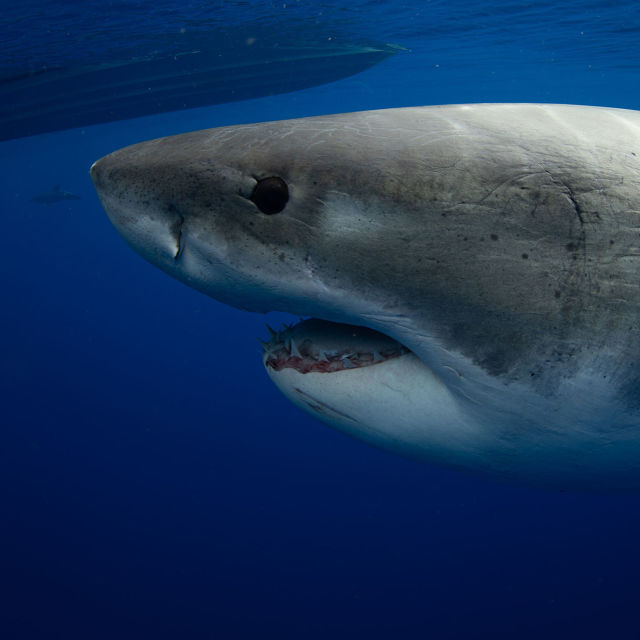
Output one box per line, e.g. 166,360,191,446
261,318,410,374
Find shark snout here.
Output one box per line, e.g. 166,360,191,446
90,150,186,267
89,156,109,198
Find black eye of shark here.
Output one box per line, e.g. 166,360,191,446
250,176,289,214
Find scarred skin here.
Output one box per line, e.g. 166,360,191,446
91,104,640,489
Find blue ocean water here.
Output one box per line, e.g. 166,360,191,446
2,1,640,638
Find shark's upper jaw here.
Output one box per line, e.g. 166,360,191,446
91,143,424,378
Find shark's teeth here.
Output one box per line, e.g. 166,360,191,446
259,338,279,358
289,337,302,358
341,355,357,368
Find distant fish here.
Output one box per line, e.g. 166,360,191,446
30,185,81,204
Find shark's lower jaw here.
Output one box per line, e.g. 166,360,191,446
261,317,472,471
261,318,640,491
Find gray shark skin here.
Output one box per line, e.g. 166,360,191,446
31,185,82,204
91,104,640,489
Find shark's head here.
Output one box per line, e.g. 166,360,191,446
91,105,640,488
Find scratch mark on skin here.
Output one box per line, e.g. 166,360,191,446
443,365,463,378
543,169,585,227
294,387,360,424
476,171,548,205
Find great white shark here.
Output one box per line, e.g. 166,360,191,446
90,104,640,489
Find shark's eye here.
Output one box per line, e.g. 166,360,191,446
250,176,289,214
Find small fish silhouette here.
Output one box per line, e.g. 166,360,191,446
30,185,81,204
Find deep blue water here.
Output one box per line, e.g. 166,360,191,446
2,1,640,638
